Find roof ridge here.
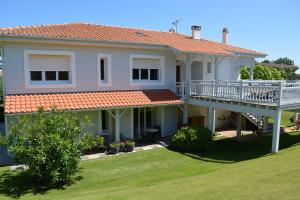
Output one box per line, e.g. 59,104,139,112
0,22,178,35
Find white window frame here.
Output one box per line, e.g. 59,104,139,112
97,53,112,87
129,54,165,86
24,50,76,89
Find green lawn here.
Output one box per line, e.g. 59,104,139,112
1,132,300,199
269,111,294,127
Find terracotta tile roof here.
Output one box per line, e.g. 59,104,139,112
4,90,182,114
0,23,266,56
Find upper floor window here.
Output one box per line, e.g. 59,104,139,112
24,50,76,89
97,53,111,86
207,62,212,74
130,55,165,86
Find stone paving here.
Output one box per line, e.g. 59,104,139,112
81,143,166,161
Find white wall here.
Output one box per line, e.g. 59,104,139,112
3,42,176,95
216,56,255,81
191,61,203,80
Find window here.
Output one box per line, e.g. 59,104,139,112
150,69,158,80
207,62,212,74
30,71,42,81
141,69,148,80
30,71,70,82
132,68,139,80
132,68,159,81
45,71,56,80
58,71,69,80
97,54,111,86
130,55,165,85
100,59,105,80
24,50,76,88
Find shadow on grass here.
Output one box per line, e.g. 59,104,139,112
0,169,83,199
171,132,300,164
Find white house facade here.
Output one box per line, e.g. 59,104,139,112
1,22,297,157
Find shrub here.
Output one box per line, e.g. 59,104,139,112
109,142,120,154
170,126,213,152
4,107,94,185
82,134,104,153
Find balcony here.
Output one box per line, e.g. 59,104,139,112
176,80,300,108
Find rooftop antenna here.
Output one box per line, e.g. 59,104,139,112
172,18,182,33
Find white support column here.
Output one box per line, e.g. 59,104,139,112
208,107,216,135
115,110,120,142
236,112,242,140
183,103,188,125
185,55,192,95
161,107,165,137
272,110,282,153
249,66,254,80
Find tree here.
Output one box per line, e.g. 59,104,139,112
3,107,100,185
262,59,271,63
240,65,286,80
273,57,294,65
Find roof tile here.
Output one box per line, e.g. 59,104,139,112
4,90,182,114
0,23,266,56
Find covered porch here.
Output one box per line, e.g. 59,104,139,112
4,90,183,144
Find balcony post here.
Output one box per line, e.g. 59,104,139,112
185,55,192,96
272,110,282,153
278,81,283,106
249,66,254,80
239,80,243,102
181,82,185,98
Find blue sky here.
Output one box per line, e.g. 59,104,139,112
1,0,299,65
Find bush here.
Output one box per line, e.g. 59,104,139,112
170,126,212,152
82,134,104,153
4,107,94,185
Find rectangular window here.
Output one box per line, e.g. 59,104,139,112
58,71,69,80
141,69,148,80
207,62,212,74
45,71,56,81
100,59,105,80
150,69,158,80
132,68,139,80
30,71,42,81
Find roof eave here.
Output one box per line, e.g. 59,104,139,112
0,34,169,50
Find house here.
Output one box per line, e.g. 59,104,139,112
0,22,297,154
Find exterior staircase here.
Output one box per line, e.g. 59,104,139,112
242,113,284,134
243,113,264,130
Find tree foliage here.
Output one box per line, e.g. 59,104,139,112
273,57,294,65
240,65,296,80
3,107,100,185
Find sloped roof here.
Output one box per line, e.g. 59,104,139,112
0,23,266,57
4,90,183,114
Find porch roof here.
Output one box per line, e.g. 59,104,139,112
4,90,183,114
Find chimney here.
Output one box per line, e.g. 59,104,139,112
191,25,201,40
222,27,229,44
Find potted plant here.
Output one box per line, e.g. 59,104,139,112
109,142,120,154
126,140,135,152
119,141,126,152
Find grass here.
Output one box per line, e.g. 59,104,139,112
269,110,294,127
0,132,300,199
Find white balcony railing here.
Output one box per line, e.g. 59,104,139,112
176,80,300,106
